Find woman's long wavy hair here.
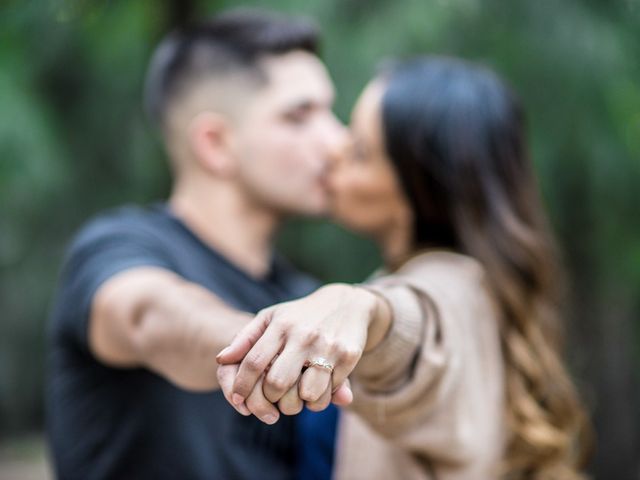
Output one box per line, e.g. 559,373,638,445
379,56,591,478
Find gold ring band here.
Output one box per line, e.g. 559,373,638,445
306,357,334,373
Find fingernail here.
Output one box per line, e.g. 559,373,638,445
232,393,245,406
236,404,251,416
216,347,230,359
262,414,278,425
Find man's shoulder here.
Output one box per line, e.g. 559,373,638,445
58,204,177,269
70,203,167,246
80,203,165,233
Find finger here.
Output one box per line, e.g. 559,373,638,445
329,345,362,393
305,382,332,412
331,379,353,406
216,363,250,416
298,363,332,403
232,325,284,404
262,346,308,404
277,382,304,416
245,375,280,425
216,309,274,365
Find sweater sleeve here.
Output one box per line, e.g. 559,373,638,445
355,281,429,393
347,253,490,440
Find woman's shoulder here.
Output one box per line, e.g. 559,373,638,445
387,249,486,288
373,249,499,323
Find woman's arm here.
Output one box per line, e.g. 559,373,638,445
218,253,501,472
216,283,395,419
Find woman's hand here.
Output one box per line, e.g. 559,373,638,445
216,284,391,422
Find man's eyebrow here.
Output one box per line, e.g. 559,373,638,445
284,99,316,111
283,93,335,112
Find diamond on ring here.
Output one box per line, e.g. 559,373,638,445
307,357,334,373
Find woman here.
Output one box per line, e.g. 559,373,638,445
217,56,590,479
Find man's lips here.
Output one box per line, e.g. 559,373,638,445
316,174,332,193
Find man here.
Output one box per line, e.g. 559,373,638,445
46,9,346,479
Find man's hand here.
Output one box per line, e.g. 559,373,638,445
217,362,353,424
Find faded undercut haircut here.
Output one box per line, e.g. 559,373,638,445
144,8,319,130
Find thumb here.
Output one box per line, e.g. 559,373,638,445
216,309,273,364
216,363,250,416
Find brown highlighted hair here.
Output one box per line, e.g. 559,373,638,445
380,56,592,478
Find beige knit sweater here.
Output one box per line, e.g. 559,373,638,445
334,251,506,480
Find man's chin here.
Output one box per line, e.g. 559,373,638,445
278,201,331,219
301,204,331,219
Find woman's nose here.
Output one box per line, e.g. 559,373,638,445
318,111,346,159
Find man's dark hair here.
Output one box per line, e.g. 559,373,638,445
144,8,320,128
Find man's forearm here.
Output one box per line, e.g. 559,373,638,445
134,275,252,390
90,267,251,391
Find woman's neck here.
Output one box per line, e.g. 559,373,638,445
378,221,413,272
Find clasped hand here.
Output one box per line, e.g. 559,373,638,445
216,284,380,425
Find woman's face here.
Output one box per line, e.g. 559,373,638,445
328,80,411,239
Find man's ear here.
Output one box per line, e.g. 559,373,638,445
187,111,237,177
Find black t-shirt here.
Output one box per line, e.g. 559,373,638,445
46,204,320,480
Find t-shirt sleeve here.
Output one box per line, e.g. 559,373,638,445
49,214,174,353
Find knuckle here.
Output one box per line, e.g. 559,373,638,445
233,381,252,398
299,386,321,403
300,328,322,347
243,353,265,373
265,374,290,394
342,346,363,364
245,396,269,416
306,399,329,412
327,340,343,356
273,315,293,331
216,365,231,384
264,390,281,404
282,404,303,416
330,341,362,364
279,398,303,416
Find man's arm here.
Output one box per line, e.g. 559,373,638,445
89,266,251,391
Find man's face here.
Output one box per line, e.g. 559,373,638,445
232,50,346,217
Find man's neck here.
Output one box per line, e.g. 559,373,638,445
169,180,281,279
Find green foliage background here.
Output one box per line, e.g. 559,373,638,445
1,0,639,476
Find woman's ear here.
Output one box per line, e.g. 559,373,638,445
187,111,237,177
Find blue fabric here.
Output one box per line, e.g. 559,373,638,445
296,404,339,480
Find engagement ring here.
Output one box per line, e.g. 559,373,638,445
306,357,334,373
